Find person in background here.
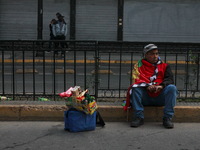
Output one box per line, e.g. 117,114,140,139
55,12,69,50
124,44,178,129
52,13,68,55
47,19,56,53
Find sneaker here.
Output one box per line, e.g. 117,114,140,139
130,117,144,127
163,117,174,129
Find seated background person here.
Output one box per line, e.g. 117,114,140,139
124,44,178,129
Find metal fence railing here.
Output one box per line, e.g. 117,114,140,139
0,40,200,101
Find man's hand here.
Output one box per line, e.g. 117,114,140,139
146,85,156,92
147,85,163,93
154,85,163,93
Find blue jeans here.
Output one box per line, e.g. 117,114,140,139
130,84,178,119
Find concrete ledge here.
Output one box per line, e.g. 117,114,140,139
20,105,67,121
0,103,200,122
0,105,21,121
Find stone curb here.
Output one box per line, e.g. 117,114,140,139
0,104,200,122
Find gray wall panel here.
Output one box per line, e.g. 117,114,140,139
0,0,37,40
76,0,118,41
124,0,200,42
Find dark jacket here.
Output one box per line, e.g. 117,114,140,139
49,24,53,37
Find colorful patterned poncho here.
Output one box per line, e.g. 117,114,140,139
123,58,167,111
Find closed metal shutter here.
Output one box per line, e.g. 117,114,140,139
123,0,200,42
43,0,70,40
0,0,37,40
76,0,118,41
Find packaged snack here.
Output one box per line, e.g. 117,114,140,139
59,87,73,98
71,87,79,96
38,97,50,101
74,86,82,94
0,96,12,101
89,101,98,115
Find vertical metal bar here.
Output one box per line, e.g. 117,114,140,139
130,52,133,85
164,45,167,63
175,53,178,86
70,0,76,40
119,43,122,98
108,52,111,89
84,50,86,90
95,41,99,101
12,42,15,100
43,50,45,95
64,48,66,92
74,42,76,86
33,42,35,100
185,47,189,98
54,47,56,100
37,0,43,39
196,53,199,91
23,49,25,95
2,50,5,95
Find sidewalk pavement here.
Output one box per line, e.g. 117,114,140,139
0,101,200,122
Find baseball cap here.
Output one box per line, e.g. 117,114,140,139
143,44,158,54
56,13,64,18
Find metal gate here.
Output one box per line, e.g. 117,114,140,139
76,0,118,41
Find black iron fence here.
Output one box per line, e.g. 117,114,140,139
0,40,200,101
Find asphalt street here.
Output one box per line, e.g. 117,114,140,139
0,122,200,150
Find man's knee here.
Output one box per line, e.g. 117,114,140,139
166,84,177,92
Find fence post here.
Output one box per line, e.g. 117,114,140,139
12,42,15,100
94,41,99,101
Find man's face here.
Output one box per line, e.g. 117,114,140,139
145,49,159,64
58,16,63,21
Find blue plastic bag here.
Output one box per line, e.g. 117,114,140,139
64,109,96,132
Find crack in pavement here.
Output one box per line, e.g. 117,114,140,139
2,132,52,150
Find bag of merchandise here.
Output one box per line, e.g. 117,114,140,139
60,86,98,115
64,108,105,132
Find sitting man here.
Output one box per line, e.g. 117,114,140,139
124,44,178,129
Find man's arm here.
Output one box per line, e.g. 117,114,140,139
160,65,174,88
52,24,56,37
64,24,67,36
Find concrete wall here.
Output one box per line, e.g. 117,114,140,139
123,0,200,42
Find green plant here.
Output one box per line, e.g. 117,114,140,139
177,50,200,99
188,50,199,90
86,74,101,93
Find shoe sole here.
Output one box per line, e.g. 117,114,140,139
164,125,174,129
163,123,174,129
130,121,144,127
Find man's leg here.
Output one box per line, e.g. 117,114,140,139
54,36,59,54
130,87,150,127
60,35,66,54
155,84,178,119
154,84,178,128
130,87,150,118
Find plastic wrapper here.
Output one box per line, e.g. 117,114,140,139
62,86,98,115
71,87,80,96
59,87,73,98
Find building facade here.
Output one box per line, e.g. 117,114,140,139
0,0,200,42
